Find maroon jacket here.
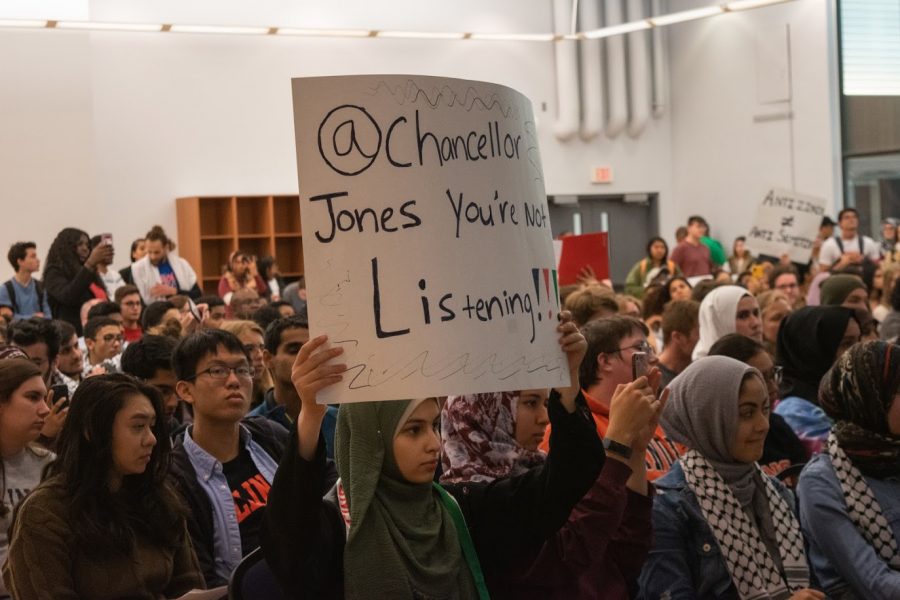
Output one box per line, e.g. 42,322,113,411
488,458,654,600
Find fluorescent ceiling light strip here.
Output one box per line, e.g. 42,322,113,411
56,21,162,32
376,30,466,39
649,5,724,26
724,0,792,10
276,27,372,37
583,21,651,39
468,32,556,41
168,24,270,35
0,19,48,28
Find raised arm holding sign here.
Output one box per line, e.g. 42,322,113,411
291,75,567,403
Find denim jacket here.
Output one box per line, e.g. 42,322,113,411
797,453,900,600
637,461,796,600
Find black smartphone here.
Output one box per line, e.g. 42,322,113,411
632,351,649,381
50,384,70,410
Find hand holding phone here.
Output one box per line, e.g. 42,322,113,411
632,351,649,381
50,384,70,411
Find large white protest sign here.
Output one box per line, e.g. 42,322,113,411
291,75,567,403
747,188,828,263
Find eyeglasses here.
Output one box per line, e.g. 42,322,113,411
615,340,656,356
766,366,783,386
101,334,124,343
775,282,799,291
187,364,253,381
121,301,142,307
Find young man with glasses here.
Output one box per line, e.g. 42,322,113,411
169,329,289,586
115,284,144,343
81,316,123,376
542,316,682,481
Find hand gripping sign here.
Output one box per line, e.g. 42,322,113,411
291,75,567,403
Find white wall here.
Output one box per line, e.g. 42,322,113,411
667,0,840,252
0,0,837,280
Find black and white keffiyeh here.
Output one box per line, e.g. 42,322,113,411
682,450,810,600
827,432,900,570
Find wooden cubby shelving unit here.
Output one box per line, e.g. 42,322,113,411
176,196,303,296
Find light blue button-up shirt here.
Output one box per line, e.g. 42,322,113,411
183,424,280,582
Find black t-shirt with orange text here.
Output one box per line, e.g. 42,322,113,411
222,446,270,555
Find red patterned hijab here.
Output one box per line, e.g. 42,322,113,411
439,392,546,484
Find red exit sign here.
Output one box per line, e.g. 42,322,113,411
591,166,614,184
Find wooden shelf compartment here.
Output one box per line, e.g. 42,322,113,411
200,238,233,280
275,237,304,275
236,236,273,261
273,196,301,234
199,197,236,237
236,196,271,236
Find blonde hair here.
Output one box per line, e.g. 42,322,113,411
219,320,272,394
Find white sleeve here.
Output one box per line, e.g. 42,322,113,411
864,237,882,260
818,238,840,266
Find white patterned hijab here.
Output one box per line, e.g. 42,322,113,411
664,357,811,600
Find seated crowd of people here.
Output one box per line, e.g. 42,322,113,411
0,213,895,600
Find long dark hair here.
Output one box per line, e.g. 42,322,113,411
44,227,89,279
46,374,187,556
0,359,44,517
645,236,669,265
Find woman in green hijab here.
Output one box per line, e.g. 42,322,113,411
261,314,604,599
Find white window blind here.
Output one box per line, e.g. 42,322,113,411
841,0,900,96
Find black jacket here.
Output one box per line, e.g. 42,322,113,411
261,390,604,599
169,417,289,587
43,264,107,335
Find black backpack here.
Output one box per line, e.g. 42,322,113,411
3,279,45,314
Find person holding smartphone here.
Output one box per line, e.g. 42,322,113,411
0,359,55,599
541,316,683,482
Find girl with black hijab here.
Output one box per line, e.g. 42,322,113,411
774,306,861,456
798,341,900,599
42,228,112,335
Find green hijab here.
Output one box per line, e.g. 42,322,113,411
819,274,866,306
335,399,478,600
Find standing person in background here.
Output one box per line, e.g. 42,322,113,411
256,256,284,302
89,235,124,297
218,251,268,305
818,208,880,273
0,243,51,322
42,228,112,335
118,238,145,286
727,236,754,276
624,237,682,298
0,359,54,600
670,216,715,278
131,226,201,303
698,218,727,269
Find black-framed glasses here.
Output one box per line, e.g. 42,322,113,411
615,340,655,355
186,364,253,381
101,334,124,343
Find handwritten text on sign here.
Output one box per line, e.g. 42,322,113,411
292,76,566,403
747,188,827,264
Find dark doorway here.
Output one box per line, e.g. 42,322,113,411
548,194,659,287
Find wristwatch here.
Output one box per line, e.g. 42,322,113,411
603,438,633,459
